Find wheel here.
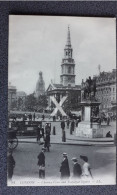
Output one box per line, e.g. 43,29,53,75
8,137,18,150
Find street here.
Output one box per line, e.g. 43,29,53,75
12,142,116,180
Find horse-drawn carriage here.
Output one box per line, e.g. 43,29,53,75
8,121,18,150
8,129,18,150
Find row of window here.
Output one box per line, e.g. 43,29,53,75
96,76,116,83
98,96,115,101
97,87,115,92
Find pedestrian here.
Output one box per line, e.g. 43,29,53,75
76,119,79,127
44,133,50,152
37,124,41,142
106,131,112,138
45,123,51,135
107,116,110,126
7,151,15,180
53,116,56,121
71,157,82,178
29,113,32,121
60,153,70,179
41,125,45,138
42,114,45,120
80,155,93,179
66,118,70,129
37,147,46,179
61,120,65,132
70,120,75,134
33,112,35,121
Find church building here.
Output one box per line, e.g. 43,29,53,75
46,27,81,114
35,71,45,98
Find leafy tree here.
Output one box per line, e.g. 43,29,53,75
37,94,48,111
25,93,37,111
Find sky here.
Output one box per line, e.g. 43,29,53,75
8,16,116,94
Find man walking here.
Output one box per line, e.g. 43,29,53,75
7,151,15,180
71,157,82,178
37,147,46,179
70,120,75,134
60,153,70,179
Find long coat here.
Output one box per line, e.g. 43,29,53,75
60,158,70,178
73,163,82,178
44,134,50,148
7,154,15,179
37,152,45,166
61,121,65,129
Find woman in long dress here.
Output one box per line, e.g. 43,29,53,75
80,155,93,179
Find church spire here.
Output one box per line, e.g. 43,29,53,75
66,25,71,47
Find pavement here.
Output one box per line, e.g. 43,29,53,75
17,121,116,146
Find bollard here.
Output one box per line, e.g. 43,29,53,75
62,131,66,142
114,134,116,146
70,128,72,135
53,126,56,135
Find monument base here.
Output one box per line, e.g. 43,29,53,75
76,121,103,138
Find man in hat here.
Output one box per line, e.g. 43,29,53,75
60,153,70,179
7,151,15,180
37,147,46,178
71,157,82,178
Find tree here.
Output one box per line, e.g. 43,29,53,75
37,94,48,111
25,93,37,111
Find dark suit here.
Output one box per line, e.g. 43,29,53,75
60,158,70,179
44,134,50,151
73,162,82,178
37,151,45,178
61,121,65,130
7,154,15,180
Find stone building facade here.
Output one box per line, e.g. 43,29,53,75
8,83,17,111
95,69,116,112
16,91,27,111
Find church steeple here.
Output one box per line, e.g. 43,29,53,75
35,71,45,98
60,26,76,87
66,26,71,47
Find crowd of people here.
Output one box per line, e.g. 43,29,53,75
37,147,93,180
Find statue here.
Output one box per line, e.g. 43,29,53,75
82,76,97,101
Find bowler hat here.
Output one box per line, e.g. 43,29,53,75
71,157,77,162
42,147,46,151
63,153,67,157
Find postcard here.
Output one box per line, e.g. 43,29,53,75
8,15,116,186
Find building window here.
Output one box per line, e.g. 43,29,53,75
113,88,115,92
68,66,71,74
66,51,68,56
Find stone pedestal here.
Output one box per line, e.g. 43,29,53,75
76,101,103,138
76,122,103,138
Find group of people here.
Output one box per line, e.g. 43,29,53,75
37,147,93,179
37,123,51,152
60,153,92,179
